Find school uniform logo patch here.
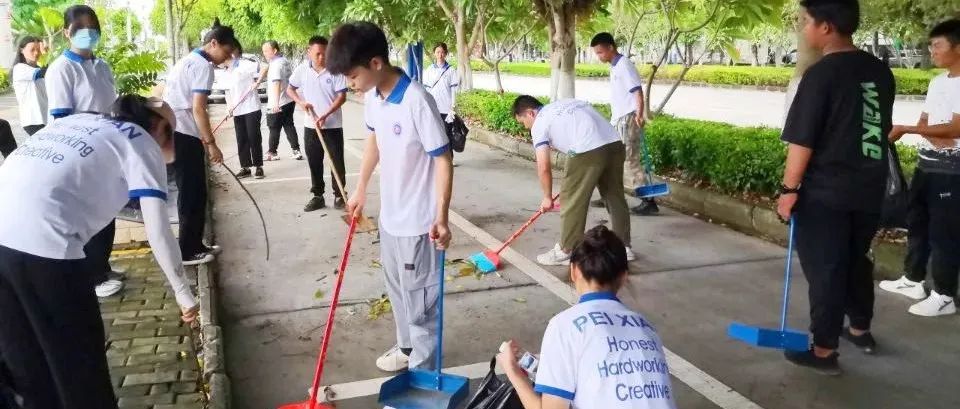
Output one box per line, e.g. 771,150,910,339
393,123,402,135
326,78,332,84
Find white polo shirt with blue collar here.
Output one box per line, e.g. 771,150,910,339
422,62,459,114
530,99,621,156
289,61,348,129
609,54,644,124
45,49,117,120
267,55,294,108
363,71,450,237
163,49,215,138
534,292,676,409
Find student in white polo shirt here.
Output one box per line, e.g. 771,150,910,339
260,40,302,161
423,42,460,155
226,43,265,180
0,95,199,409
497,225,676,409
163,19,235,266
590,32,658,216
45,5,125,298
11,36,48,136
328,21,454,372
513,95,635,266
287,35,349,212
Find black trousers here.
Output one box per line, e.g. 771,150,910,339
304,127,346,199
233,110,263,168
794,195,880,350
0,245,117,409
905,169,960,296
266,102,299,153
0,119,15,159
172,132,207,257
439,113,456,159
23,125,44,136
83,220,116,285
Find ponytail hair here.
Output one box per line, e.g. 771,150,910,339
110,94,165,133
569,225,628,286
202,18,237,48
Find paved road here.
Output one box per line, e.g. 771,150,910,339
209,102,960,409
472,73,927,146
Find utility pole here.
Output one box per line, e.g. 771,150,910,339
166,0,177,64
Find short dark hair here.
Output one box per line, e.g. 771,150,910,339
570,225,628,287
203,18,237,49
63,5,101,33
930,19,960,47
590,32,616,48
263,40,280,51
232,40,243,56
800,0,860,36
326,21,390,75
511,95,543,116
434,42,448,53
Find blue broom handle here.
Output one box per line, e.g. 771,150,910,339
780,217,795,332
435,250,446,387
638,128,655,186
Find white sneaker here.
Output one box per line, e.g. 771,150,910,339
95,279,124,297
908,291,956,317
292,150,304,160
625,247,636,262
203,244,222,255
264,152,279,161
537,243,570,266
183,252,215,266
878,275,926,300
376,345,409,372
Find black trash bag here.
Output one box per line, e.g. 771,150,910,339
464,357,524,409
450,115,469,153
0,118,16,158
880,143,909,228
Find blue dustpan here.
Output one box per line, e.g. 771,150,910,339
728,217,809,351
379,250,469,409
635,129,670,199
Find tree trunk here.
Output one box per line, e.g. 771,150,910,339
546,3,576,100
872,30,880,57
784,21,822,125
493,61,504,94
166,0,176,63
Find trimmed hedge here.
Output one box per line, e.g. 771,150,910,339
470,61,940,95
457,90,918,197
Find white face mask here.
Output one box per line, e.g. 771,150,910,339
71,28,100,51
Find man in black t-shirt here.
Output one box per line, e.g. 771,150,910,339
777,0,894,375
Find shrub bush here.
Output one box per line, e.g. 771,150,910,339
470,62,939,95
456,90,918,197
0,70,9,94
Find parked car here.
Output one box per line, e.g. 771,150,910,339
210,53,268,104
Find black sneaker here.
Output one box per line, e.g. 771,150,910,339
842,327,877,354
784,348,841,376
254,167,265,179
631,199,660,216
236,168,252,179
334,197,346,210
304,196,326,212
590,199,606,208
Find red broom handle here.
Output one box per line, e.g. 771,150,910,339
494,193,561,255
307,217,358,409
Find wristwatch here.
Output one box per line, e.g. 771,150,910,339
779,184,800,195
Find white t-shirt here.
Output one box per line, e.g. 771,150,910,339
163,49,215,138
422,62,459,114
531,99,621,156
289,62,348,129
45,50,117,121
918,72,960,174
267,55,294,108
364,71,450,237
609,54,644,123
0,113,168,260
227,58,262,117
12,63,48,127
534,292,676,409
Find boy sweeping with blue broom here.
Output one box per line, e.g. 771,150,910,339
327,21,454,373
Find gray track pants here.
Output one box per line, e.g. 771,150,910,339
380,229,440,370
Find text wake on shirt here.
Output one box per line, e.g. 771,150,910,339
45,49,117,120
163,49,215,138
781,50,895,213
289,62,349,129
363,70,450,237
531,99,621,156
918,72,960,174
534,292,676,409
0,114,168,260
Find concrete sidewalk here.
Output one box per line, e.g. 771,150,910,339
209,102,959,409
